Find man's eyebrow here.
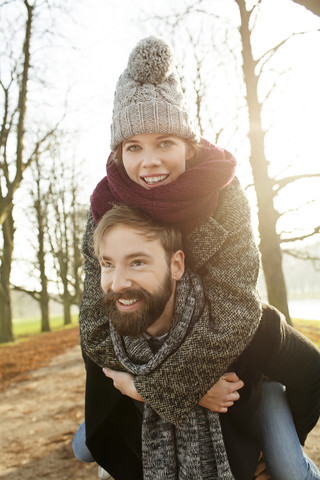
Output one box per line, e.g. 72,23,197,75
100,252,152,261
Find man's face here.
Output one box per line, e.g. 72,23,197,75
99,225,183,338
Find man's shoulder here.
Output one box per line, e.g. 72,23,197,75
252,303,284,341
236,303,284,363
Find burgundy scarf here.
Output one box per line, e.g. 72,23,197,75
91,138,236,233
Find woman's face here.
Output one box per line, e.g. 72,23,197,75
121,133,190,189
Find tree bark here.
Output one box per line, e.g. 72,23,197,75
63,296,72,326
235,0,291,323
33,157,51,332
0,1,34,343
291,0,320,16
0,211,14,342
0,1,33,226
36,199,50,332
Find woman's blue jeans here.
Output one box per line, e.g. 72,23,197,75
73,382,320,479
258,381,320,480
72,420,95,462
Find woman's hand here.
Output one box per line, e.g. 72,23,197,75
254,453,270,479
103,367,144,402
198,372,244,413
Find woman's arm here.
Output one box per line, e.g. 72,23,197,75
80,179,262,425
134,178,262,424
198,372,244,413
103,367,244,414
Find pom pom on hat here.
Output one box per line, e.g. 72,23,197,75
128,36,174,85
110,36,199,151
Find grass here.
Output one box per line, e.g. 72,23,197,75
12,314,79,340
292,317,320,348
2,314,320,349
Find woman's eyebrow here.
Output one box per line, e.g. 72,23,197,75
123,138,140,146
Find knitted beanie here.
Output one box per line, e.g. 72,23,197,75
110,36,199,151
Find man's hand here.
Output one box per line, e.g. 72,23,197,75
254,453,270,479
198,372,244,412
103,367,145,402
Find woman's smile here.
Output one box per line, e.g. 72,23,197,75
122,133,189,189
140,174,170,188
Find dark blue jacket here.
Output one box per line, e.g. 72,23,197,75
84,303,320,480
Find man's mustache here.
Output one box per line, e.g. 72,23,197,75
103,287,152,304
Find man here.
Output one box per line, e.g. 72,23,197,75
75,204,320,480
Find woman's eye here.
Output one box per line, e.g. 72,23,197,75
126,145,140,152
160,140,172,148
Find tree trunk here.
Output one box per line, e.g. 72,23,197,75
38,210,50,332
63,293,72,325
40,290,50,332
0,211,14,342
34,160,51,332
0,1,33,226
291,0,320,16
0,1,33,340
236,0,291,324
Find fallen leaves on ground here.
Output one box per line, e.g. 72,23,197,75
0,326,80,390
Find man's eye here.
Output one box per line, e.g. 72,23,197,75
101,262,113,269
131,260,145,267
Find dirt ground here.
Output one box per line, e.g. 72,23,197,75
0,328,101,479
0,327,319,479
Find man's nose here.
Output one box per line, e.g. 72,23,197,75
111,268,132,293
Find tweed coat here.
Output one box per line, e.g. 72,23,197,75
80,176,262,425
84,303,320,480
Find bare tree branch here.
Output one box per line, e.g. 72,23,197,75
275,173,320,192
291,0,320,16
256,29,320,74
0,0,18,7
281,226,320,243
11,284,64,303
278,198,318,217
262,67,293,104
283,249,320,262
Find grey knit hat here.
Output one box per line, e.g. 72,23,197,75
110,36,199,151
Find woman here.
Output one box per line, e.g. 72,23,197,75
76,36,319,479
80,36,261,423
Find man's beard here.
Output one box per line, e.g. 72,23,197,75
102,272,174,338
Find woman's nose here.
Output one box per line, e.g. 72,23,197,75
141,149,161,168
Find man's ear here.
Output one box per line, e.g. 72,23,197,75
171,250,185,280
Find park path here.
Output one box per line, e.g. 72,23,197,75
0,345,99,480
0,343,319,479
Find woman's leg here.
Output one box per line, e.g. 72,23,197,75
72,421,95,462
258,381,320,480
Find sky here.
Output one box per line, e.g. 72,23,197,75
52,0,320,188
59,0,320,236
2,0,320,287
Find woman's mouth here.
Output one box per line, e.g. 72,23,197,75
141,174,169,186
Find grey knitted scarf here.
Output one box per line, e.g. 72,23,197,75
110,271,235,480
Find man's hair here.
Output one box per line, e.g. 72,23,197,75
94,204,183,262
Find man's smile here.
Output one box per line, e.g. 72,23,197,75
117,298,141,311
